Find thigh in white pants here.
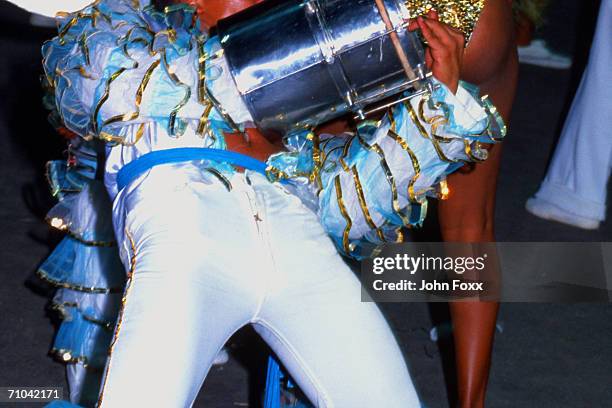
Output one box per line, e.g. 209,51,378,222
97,164,420,407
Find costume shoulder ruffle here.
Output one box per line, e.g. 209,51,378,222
42,0,219,144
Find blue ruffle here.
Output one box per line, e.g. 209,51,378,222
38,237,124,291
42,0,211,142
50,303,115,368
37,137,124,407
269,80,506,259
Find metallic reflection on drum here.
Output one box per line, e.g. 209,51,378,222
218,0,429,134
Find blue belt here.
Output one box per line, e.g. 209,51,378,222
116,147,282,191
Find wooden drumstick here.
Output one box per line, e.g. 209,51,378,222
374,0,419,84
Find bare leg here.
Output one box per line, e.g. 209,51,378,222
437,0,518,406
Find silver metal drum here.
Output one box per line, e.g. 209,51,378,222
217,0,428,134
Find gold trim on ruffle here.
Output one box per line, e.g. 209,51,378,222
334,176,354,255
79,33,91,66
49,348,109,370
45,163,81,197
438,178,450,200
265,166,291,182
161,50,191,136
45,216,117,247
37,269,124,294
97,228,138,407
66,229,116,247
338,135,356,173
50,348,89,366
82,314,115,331
92,67,131,135
51,4,226,147
196,37,215,141
481,94,507,142
463,139,486,162
50,301,116,331
355,132,411,226
350,166,386,242
414,99,456,163
309,131,323,188
49,301,78,320
100,60,160,130
196,37,244,140
387,128,424,203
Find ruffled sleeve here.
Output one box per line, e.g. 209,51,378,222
41,0,212,143
268,78,506,259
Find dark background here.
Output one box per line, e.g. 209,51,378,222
0,1,611,407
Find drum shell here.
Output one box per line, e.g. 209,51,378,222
217,0,427,133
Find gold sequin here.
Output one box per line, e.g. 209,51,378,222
404,0,485,41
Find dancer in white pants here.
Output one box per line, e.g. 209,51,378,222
526,0,612,229
20,0,504,406
98,164,419,407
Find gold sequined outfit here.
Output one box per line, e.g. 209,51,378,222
405,0,486,41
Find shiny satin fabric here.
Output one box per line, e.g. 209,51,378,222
99,167,421,407
40,0,505,258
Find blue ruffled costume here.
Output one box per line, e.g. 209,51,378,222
38,1,505,406
39,137,124,406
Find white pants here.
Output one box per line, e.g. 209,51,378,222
532,0,612,221
98,164,420,407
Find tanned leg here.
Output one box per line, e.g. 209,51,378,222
437,0,518,406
